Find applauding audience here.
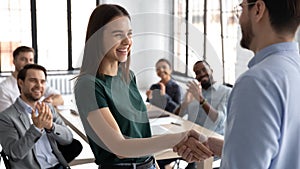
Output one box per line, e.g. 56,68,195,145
0,46,64,112
0,64,79,169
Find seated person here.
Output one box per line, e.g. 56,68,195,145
0,64,81,169
176,60,232,135
146,59,182,169
0,46,64,112
175,60,231,168
146,58,182,113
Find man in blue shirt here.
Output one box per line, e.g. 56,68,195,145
174,0,300,168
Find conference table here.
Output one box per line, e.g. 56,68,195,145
57,103,223,169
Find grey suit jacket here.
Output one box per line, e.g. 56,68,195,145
0,98,73,169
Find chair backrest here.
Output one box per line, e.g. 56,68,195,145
0,150,11,169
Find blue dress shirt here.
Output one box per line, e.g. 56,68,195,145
186,83,231,135
221,42,300,169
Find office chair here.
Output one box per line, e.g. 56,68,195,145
0,150,11,169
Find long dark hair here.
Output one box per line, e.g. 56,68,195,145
80,4,131,83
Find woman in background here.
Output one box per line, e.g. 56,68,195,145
74,4,211,169
146,59,182,113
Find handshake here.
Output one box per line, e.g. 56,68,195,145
173,130,223,163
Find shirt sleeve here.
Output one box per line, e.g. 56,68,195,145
47,105,73,144
214,88,231,126
0,87,14,112
44,86,60,97
221,75,281,169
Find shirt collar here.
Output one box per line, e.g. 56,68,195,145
17,97,34,115
248,42,299,68
210,82,221,91
203,82,219,92
165,79,174,86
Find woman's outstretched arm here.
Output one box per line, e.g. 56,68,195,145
87,107,187,158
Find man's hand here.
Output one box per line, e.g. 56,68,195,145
175,91,195,116
43,94,64,107
186,80,203,102
43,94,54,104
183,91,195,105
173,130,213,162
32,102,53,130
207,137,224,157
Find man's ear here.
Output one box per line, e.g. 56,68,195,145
17,79,24,91
254,1,266,22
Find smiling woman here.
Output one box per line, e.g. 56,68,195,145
74,4,204,169
146,58,182,113
101,16,133,67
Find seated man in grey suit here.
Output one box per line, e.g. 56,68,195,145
0,64,74,169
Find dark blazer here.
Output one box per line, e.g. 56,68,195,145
147,79,182,113
0,98,73,169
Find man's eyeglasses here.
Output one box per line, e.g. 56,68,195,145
234,2,257,18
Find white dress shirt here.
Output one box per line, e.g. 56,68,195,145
184,83,231,135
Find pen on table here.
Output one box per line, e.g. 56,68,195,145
171,122,181,126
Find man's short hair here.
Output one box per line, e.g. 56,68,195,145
13,46,35,60
247,0,300,34
193,60,211,69
17,64,47,82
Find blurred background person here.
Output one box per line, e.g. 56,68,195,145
146,58,182,113
176,60,231,135
0,46,64,112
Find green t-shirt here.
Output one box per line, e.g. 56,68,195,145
75,69,151,165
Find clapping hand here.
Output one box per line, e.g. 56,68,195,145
32,102,53,130
158,82,166,95
186,80,203,102
43,94,54,104
183,91,195,105
173,130,214,162
146,90,153,99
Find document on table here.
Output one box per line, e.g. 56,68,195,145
150,125,170,135
149,116,180,125
147,110,170,118
149,116,184,135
